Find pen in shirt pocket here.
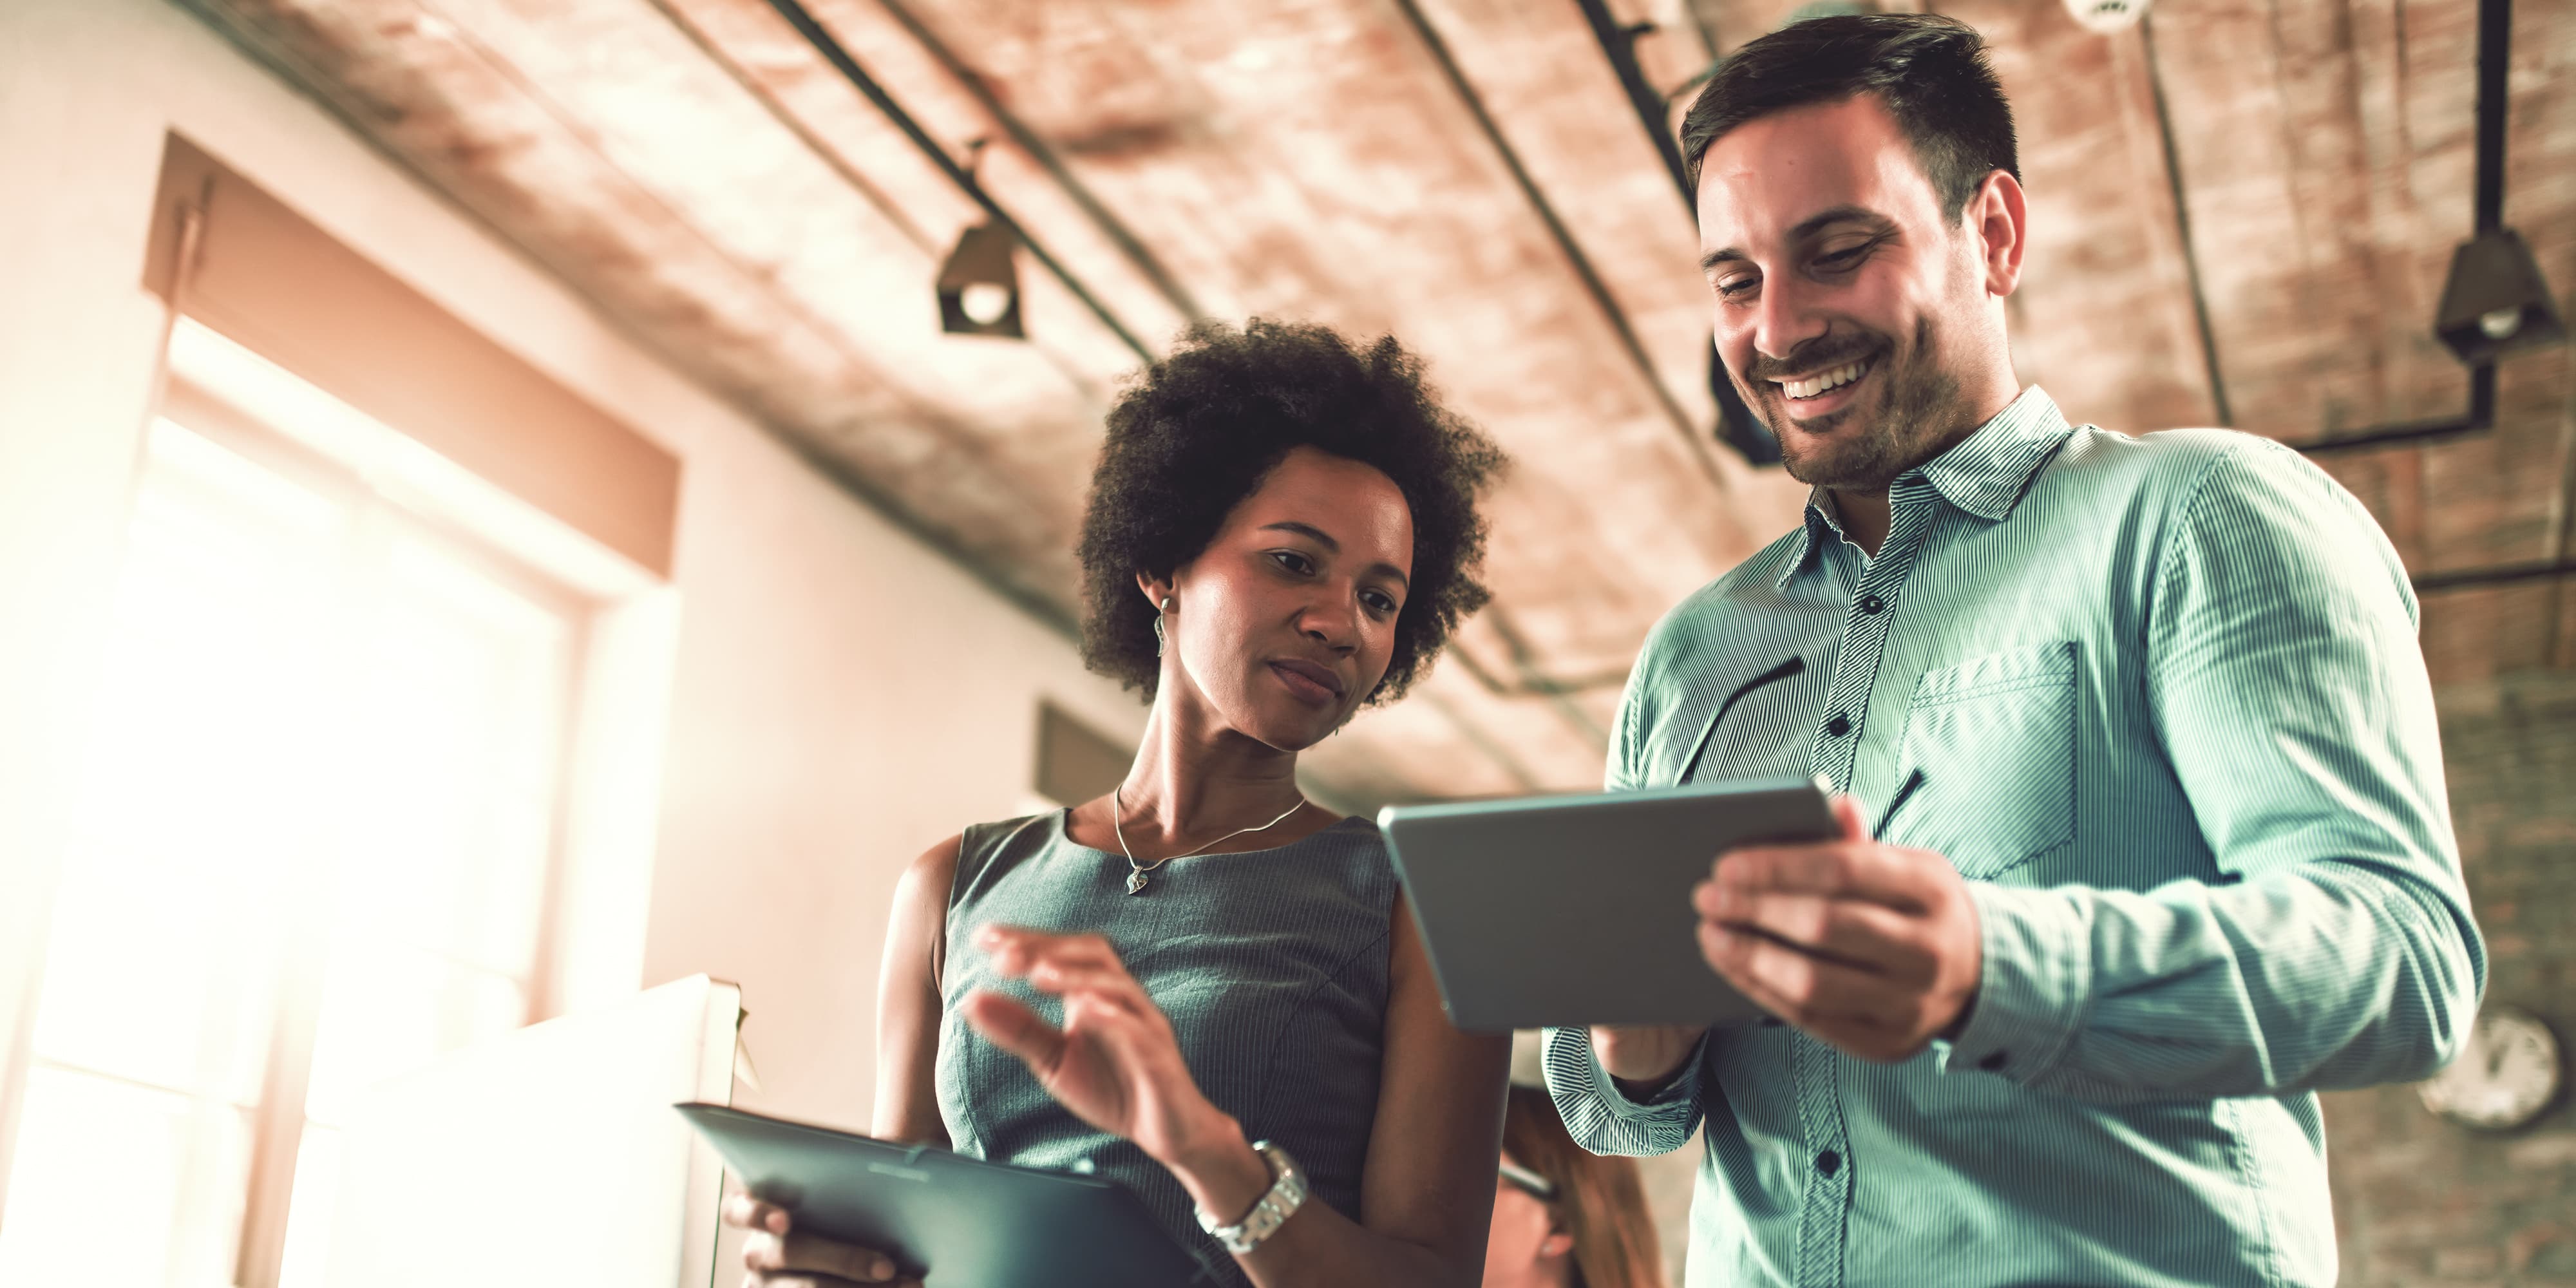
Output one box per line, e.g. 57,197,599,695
1871,768,1927,841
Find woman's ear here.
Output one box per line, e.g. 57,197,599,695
1539,1230,1575,1259
1135,571,1172,610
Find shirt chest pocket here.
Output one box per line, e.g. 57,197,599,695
1893,641,2078,880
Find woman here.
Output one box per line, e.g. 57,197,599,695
727,319,1512,1287
1484,1084,1666,1288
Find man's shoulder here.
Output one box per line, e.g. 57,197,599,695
2054,424,2371,552
2059,423,2327,501
1634,524,1814,670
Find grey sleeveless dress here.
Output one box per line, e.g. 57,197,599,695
934,810,1396,1285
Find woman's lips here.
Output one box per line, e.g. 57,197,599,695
1268,659,1342,706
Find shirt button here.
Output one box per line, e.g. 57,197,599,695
1978,1051,2009,1072
1816,1150,1842,1177
1825,713,1852,737
1859,594,1885,614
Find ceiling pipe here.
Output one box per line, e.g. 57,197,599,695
2292,0,2515,456
2137,15,2235,429
866,0,1208,325
1574,0,1694,212
1571,0,1780,465
1385,0,1731,766
759,0,1160,366
1387,0,1723,489
2292,0,2575,600
2412,558,2576,593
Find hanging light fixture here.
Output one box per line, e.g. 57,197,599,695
2429,0,2564,367
937,218,1023,339
2434,227,2566,365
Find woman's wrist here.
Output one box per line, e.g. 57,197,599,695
1155,1108,1271,1226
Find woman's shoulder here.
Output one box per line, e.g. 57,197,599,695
1316,812,1388,850
957,810,1062,860
1297,814,1398,904
941,809,1079,904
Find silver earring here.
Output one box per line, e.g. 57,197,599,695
1153,597,1171,657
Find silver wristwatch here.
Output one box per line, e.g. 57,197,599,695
1196,1141,1308,1255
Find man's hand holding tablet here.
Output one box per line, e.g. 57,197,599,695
1598,791,1986,1070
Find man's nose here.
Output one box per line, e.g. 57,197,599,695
1749,275,1827,370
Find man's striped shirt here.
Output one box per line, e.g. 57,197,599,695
1542,386,2484,1288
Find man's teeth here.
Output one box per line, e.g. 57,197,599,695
1781,360,1869,400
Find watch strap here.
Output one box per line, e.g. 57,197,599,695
1196,1141,1308,1255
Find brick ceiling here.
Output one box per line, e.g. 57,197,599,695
174,0,2575,807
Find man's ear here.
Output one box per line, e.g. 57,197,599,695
1971,167,2029,299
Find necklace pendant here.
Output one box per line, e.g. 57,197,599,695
1126,869,1150,895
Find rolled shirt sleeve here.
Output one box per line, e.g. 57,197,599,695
1540,1023,1707,1157
1940,440,2486,1099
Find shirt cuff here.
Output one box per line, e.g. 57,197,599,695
1937,883,2091,1083
1539,1024,1705,1121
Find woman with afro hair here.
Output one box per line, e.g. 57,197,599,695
728,319,1514,1287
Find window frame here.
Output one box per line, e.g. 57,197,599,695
0,131,683,1287
10,381,596,1287
167,383,595,1286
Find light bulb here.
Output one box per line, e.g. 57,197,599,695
958,283,1014,327
2479,307,2523,341
2063,0,2149,33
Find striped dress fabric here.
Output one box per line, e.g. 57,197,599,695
936,810,1396,1288
1541,386,2486,1288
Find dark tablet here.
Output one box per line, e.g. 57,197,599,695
1378,777,1839,1033
675,1103,1226,1287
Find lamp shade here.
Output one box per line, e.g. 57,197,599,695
937,220,1024,339
2434,227,2566,365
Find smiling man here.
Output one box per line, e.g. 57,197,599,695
1540,15,2484,1288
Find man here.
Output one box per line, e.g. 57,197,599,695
1542,15,2483,1288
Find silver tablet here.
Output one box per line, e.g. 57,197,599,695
676,1103,1226,1287
1378,777,1837,1033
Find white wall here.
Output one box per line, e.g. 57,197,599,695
0,0,1146,1153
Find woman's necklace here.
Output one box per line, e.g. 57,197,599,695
1111,784,1307,895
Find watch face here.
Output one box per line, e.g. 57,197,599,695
2419,1008,2562,1130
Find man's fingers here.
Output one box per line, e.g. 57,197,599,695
1719,958,1828,1032
1719,963,1922,1063
784,1234,900,1284
1829,792,1868,842
1700,922,1909,1028
1712,841,1932,911
723,1191,791,1235
1694,884,1937,980
743,1229,904,1283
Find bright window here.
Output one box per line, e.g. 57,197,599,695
0,382,584,1284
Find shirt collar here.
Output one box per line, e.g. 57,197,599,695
1778,385,2074,588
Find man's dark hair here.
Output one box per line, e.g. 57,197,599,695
1075,317,1504,706
1679,14,2019,220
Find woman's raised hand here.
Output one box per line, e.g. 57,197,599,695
722,1191,919,1288
960,924,1236,1169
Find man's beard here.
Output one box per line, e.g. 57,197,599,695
1746,316,1960,491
